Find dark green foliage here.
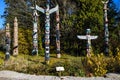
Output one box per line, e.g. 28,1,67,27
18,27,32,54
3,0,120,56
0,30,5,51
4,0,32,27
51,59,85,76
3,0,44,55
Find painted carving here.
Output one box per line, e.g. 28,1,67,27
102,0,109,54
77,29,98,57
13,17,18,56
5,23,11,60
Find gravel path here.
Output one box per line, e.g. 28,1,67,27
0,70,120,80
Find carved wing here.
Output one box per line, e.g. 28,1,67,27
90,36,98,39
30,6,34,9
30,5,44,13
49,5,58,14
77,35,87,39
102,0,109,4
36,5,44,13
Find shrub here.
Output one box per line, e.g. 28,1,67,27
83,53,107,76
52,59,85,77
106,48,120,73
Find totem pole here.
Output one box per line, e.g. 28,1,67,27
56,7,61,58
77,29,98,56
102,0,109,54
5,23,11,60
32,0,39,55
31,0,60,64
13,17,18,56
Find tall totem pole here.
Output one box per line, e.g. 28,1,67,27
32,0,39,55
31,0,60,64
13,17,18,56
102,0,109,55
56,5,60,58
5,23,11,60
77,29,98,56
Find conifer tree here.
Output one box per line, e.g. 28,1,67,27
3,0,119,55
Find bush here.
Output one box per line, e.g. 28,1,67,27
83,53,107,76
52,59,85,77
107,48,120,73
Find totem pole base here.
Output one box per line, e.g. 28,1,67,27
13,53,18,57
32,50,38,56
87,53,91,57
87,51,91,57
5,54,10,61
57,54,61,58
45,60,50,64
105,48,109,56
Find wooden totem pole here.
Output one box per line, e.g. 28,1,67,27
31,0,60,64
32,0,39,55
56,6,60,58
5,23,11,60
13,17,18,56
102,0,109,54
77,29,98,56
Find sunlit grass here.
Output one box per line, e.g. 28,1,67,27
0,51,82,67
0,51,82,73
1,51,119,77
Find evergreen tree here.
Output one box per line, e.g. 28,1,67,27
4,0,32,27
108,0,120,55
3,0,119,56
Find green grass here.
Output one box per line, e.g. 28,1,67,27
1,51,120,77
0,51,85,76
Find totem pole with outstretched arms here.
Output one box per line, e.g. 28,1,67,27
77,29,98,57
31,0,60,64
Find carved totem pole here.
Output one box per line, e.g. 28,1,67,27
77,29,98,56
56,6,60,58
13,17,18,56
5,23,11,60
32,0,39,55
31,0,60,64
102,0,109,54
